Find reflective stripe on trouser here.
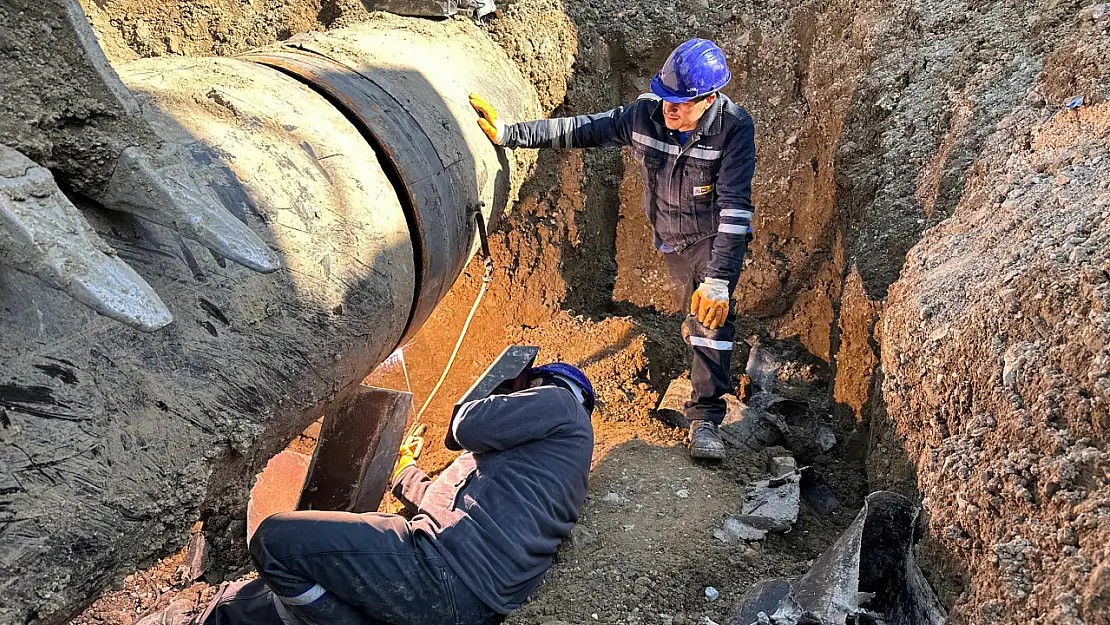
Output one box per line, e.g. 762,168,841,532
197,510,498,625
663,237,736,426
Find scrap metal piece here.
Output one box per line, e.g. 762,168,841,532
247,450,312,542
297,385,413,513
0,147,173,331
769,456,798,477
716,470,801,542
101,146,280,274
728,491,947,625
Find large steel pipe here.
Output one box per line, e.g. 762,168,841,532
0,21,539,625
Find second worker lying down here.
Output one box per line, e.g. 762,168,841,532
142,363,596,625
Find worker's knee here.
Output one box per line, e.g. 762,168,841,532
248,511,300,568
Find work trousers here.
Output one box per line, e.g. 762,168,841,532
662,236,738,426
197,511,498,625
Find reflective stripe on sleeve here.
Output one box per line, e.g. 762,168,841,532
689,336,734,351
720,209,753,219
718,223,751,235
548,118,579,149
279,584,326,606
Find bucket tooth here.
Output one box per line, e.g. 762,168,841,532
0,148,173,332
102,146,281,273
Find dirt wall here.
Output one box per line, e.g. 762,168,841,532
880,12,1110,622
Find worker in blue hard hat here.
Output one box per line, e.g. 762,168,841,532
471,38,755,461
140,362,594,625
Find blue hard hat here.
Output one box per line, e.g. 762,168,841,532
650,39,732,103
529,362,595,414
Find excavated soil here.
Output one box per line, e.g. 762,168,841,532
60,0,1110,622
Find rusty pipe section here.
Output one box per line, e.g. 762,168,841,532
0,21,538,625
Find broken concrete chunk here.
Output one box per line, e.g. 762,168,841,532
717,470,801,543
716,515,771,542
769,456,797,477
741,471,800,526
0,145,174,331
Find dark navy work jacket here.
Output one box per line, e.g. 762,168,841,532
391,386,593,614
501,93,756,283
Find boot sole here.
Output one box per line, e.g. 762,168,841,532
690,445,726,461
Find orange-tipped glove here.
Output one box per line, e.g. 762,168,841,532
392,426,425,480
690,277,730,330
469,93,505,145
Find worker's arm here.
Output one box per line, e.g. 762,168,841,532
390,464,433,514
500,105,637,149
447,386,586,453
470,93,638,149
705,113,757,283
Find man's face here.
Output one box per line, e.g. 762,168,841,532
662,94,716,132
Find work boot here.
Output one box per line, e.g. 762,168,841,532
689,420,726,460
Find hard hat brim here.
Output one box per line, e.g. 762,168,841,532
650,75,697,103
650,73,732,103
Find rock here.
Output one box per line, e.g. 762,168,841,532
705,586,719,602
570,523,599,551
741,471,801,527
1079,3,1110,20
715,516,769,542
716,471,801,543
602,492,623,504
676,488,690,498
769,456,797,477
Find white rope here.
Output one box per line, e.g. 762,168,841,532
411,207,494,425
415,270,491,420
